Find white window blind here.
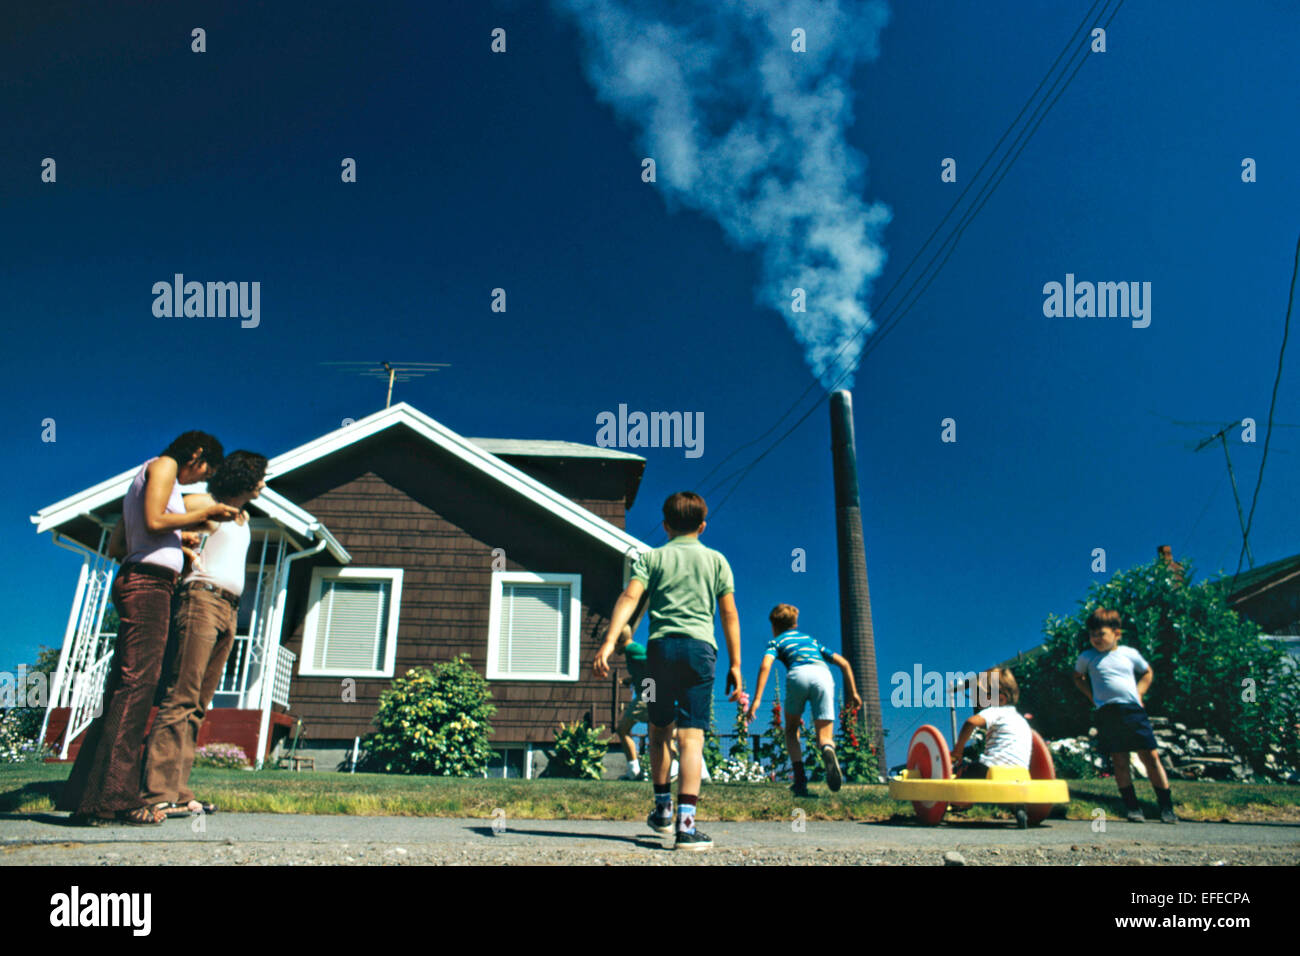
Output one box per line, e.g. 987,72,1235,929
500,583,570,676
312,578,390,671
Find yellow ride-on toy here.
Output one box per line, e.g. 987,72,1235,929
888,725,1069,828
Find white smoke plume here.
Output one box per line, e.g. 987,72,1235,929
553,0,892,388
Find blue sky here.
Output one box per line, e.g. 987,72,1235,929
3,1,1297,765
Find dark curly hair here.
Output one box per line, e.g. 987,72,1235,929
207,450,267,501
161,431,224,470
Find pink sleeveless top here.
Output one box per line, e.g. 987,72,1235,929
123,457,185,572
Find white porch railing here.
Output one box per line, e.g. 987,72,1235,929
62,653,113,759
272,645,296,708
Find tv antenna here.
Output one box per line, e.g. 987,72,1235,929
321,360,450,408
1191,420,1254,568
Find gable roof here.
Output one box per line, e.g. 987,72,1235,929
267,402,650,558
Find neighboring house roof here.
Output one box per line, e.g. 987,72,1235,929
267,402,651,558
1222,552,1300,605
32,466,351,563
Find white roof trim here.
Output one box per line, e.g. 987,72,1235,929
268,402,650,557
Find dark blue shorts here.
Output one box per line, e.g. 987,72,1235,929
1095,702,1159,754
645,636,716,730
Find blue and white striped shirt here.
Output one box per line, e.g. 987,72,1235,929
765,630,835,670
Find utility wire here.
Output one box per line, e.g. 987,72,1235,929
691,0,1107,496
1233,232,1300,579
672,1,1123,529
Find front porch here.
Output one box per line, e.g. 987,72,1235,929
30,479,350,768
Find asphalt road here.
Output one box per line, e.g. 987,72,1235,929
2,813,1297,865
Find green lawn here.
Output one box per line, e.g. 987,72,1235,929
3,763,1296,823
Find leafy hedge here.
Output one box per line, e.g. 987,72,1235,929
1018,558,1300,773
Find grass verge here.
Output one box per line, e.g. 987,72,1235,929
3,764,1297,823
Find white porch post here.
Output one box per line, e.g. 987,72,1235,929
254,537,326,768
39,547,90,748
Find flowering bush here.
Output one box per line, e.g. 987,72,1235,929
729,690,753,759
702,699,725,774
837,704,883,783
757,686,793,779
1048,736,1103,779
0,709,51,764
711,757,772,783
548,721,607,779
193,742,251,769
359,656,496,776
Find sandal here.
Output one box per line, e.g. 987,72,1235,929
156,802,195,819
118,806,165,826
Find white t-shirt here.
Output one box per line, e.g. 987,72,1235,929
1074,646,1149,707
184,513,251,595
977,705,1032,768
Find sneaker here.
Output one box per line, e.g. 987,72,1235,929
822,745,842,792
1160,808,1178,824
674,827,713,851
790,780,810,797
647,806,674,836
1125,808,1145,823
618,771,639,781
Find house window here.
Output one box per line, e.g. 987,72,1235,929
487,572,581,681
299,568,403,677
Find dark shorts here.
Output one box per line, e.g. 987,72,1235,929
1095,702,1159,754
956,760,989,779
645,636,716,730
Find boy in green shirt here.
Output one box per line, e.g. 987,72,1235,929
595,492,742,850
614,626,650,779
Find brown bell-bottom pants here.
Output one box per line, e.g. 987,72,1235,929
141,586,238,806
56,569,175,815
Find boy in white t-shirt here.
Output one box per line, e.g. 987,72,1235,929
1072,607,1176,824
950,668,1032,777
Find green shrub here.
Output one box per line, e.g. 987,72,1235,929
0,709,51,764
1018,557,1300,773
359,656,496,776
548,721,608,779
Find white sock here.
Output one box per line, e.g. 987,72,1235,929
628,759,641,777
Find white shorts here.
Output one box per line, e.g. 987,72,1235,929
786,664,835,722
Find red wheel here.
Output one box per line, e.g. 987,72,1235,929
1026,731,1055,826
906,725,951,825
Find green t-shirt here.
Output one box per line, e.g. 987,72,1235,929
630,535,735,648
623,641,648,697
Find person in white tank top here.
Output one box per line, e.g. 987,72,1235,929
141,451,268,817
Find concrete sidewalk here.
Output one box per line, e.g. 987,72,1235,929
2,813,1296,865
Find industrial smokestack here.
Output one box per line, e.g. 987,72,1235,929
830,390,887,778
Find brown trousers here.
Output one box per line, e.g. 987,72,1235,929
141,587,237,805
57,569,174,815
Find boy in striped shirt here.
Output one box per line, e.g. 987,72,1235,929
746,604,861,796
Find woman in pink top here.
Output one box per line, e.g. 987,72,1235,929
59,431,239,826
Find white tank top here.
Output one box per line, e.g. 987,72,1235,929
184,513,251,595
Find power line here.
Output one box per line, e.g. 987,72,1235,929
655,1,1123,535
690,0,1108,498
1233,232,1300,579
